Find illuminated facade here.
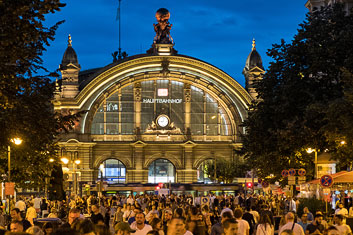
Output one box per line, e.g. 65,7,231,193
53,32,264,191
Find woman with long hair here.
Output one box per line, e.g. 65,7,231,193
256,214,274,235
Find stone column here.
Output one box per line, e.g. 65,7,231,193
184,84,191,138
129,141,147,183
180,142,197,183
134,83,142,137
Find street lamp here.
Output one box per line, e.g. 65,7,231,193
61,157,81,196
8,138,22,182
307,148,318,179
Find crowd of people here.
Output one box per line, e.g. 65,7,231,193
0,193,351,235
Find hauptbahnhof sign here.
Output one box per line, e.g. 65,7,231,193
142,98,182,104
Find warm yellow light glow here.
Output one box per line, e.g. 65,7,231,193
61,157,69,164
11,138,22,145
49,158,55,163
99,163,104,172
306,148,315,154
340,140,346,145
211,115,216,119
74,159,81,165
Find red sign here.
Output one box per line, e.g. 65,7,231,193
320,175,334,187
5,182,15,196
288,168,296,176
298,168,306,176
281,170,289,177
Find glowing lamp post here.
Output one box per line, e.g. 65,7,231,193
306,148,318,179
61,157,81,196
8,138,22,182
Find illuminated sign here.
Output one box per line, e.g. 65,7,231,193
158,88,168,97
142,99,182,104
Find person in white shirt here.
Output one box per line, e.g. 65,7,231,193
278,212,304,235
335,203,348,217
250,206,260,224
130,212,152,235
287,197,296,213
127,195,135,206
25,202,37,225
33,196,41,215
234,208,250,235
256,214,274,235
15,198,26,213
221,203,234,217
123,204,134,222
334,214,352,235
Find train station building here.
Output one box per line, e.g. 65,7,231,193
53,10,265,193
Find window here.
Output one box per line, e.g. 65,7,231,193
148,159,175,183
98,159,126,184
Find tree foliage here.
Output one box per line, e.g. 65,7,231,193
241,4,353,182
0,0,76,189
204,158,250,183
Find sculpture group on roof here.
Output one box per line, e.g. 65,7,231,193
153,8,174,44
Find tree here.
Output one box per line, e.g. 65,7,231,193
241,4,353,182
204,158,250,183
0,1,79,189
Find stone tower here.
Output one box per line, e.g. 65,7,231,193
59,35,81,99
242,39,265,100
305,0,353,13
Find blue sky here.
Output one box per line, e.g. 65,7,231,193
42,0,308,87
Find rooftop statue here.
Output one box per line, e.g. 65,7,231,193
153,8,173,44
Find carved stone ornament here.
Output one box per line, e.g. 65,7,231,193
145,121,182,135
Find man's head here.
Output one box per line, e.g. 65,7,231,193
301,213,308,223
167,218,186,235
10,220,24,232
115,222,135,235
233,208,243,219
223,218,238,235
10,208,21,220
303,207,309,213
164,209,173,222
134,207,142,215
338,203,344,209
334,214,344,225
135,212,145,226
68,208,81,225
91,204,99,213
285,212,295,222
314,213,323,224
221,211,233,223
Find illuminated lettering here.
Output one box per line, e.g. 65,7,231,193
142,99,182,104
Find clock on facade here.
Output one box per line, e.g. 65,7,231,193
156,115,170,128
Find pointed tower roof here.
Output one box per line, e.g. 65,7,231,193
60,34,80,70
244,38,264,70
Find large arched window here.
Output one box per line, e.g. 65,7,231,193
90,81,232,136
190,86,231,135
98,159,126,184
197,159,215,183
148,159,175,183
